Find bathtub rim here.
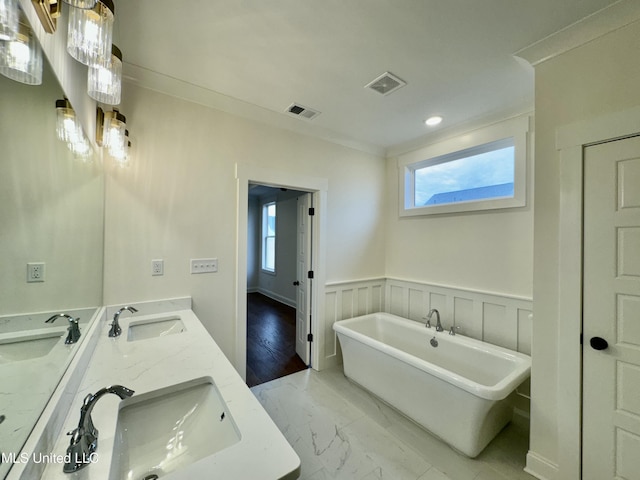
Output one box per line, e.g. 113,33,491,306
333,312,530,401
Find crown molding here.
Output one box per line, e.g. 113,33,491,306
514,0,640,66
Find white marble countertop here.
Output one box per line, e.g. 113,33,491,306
38,308,300,480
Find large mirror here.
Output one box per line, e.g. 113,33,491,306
0,21,104,477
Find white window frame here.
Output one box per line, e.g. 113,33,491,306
261,201,276,274
398,115,529,216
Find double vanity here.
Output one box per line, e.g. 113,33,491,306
5,299,300,480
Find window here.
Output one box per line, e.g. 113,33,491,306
262,202,276,272
399,116,528,216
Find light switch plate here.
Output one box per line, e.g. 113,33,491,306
190,258,218,274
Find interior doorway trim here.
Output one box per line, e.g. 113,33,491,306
235,163,328,381
555,105,640,479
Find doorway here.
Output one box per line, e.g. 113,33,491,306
246,185,310,387
235,163,328,383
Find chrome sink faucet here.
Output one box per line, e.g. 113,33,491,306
46,314,81,344
63,385,134,473
109,306,138,337
425,309,443,332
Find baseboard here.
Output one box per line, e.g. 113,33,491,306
254,288,296,309
525,451,559,480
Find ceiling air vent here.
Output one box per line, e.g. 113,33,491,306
365,71,406,96
287,103,320,120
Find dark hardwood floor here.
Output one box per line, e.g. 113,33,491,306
246,292,308,387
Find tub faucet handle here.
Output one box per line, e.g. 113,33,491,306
449,326,461,336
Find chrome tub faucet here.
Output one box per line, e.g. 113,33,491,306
45,314,81,344
109,306,138,337
63,385,134,473
425,309,443,332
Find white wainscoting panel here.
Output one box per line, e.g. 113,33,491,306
385,278,533,355
323,278,386,367
322,277,532,368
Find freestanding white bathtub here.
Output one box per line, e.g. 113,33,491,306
333,312,531,457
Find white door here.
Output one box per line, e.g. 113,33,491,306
583,136,640,479
295,193,312,365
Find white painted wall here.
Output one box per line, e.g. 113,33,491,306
528,18,640,478
104,84,386,362
0,62,103,315
249,190,300,307
385,114,534,299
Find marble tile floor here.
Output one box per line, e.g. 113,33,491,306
250,366,534,480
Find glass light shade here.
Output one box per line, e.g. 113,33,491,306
102,109,126,152
111,139,131,167
67,0,114,67
88,44,122,104
56,99,80,142
0,0,19,41
62,0,98,8
0,22,42,85
107,125,127,157
69,134,93,161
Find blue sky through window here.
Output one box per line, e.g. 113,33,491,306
414,146,515,206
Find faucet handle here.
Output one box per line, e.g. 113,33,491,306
449,326,461,336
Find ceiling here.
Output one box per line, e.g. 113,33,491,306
113,0,617,156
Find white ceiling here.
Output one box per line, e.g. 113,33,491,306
113,0,617,155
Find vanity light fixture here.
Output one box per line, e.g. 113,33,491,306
67,0,114,67
0,18,42,85
68,133,92,161
56,98,79,142
30,0,62,33
61,0,97,8
55,99,93,160
0,0,19,40
110,133,131,167
425,115,443,127
96,106,126,152
87,43,121,104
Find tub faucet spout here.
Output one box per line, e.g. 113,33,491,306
63,385,134,473
426,309,443,332
109,306,138,337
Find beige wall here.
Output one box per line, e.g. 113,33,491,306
385,118,534,299
104,84,386,361
0,64,104,316
530,19,640,475
249,190,301,306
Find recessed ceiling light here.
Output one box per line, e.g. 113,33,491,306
425,116,443,126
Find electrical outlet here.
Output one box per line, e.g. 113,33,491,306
27,262,45,283
190,258,218,274
152,259,164,276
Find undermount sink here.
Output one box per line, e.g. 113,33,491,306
0,330,64,364
127,316,186,342
109,378,240,480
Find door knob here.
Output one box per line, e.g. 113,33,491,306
293,281,300,286
589,336,609,351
